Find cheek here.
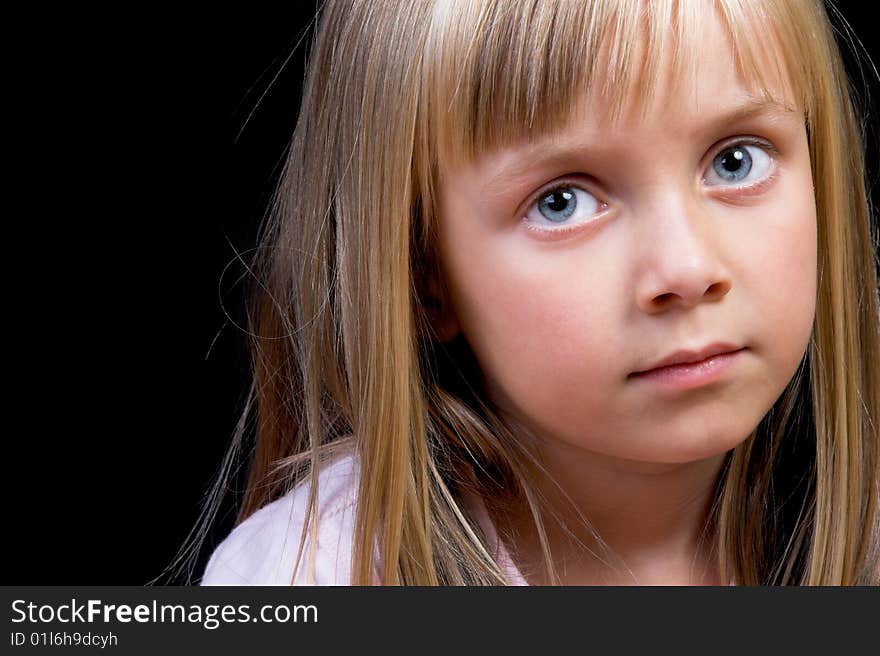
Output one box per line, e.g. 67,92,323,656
742,174,817,361
441,238,622,424
452,261,585,354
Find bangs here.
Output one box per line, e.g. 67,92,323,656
420,0,818,170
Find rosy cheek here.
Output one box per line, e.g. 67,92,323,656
475,284,604,389
466,277,544,355
754,204,816,323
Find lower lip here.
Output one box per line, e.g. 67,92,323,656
630,349,746,390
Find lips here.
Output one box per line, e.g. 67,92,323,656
631,342,744,376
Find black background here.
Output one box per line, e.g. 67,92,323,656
7,2,878,584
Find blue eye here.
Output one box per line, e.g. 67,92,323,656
539,189,577,222
525,185,602,227
705,143,772,186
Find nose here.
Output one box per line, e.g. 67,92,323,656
635,197,732,314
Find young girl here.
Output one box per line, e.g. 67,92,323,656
199,0,880,585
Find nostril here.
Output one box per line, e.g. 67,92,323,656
647,279,730,309
705,281,729,298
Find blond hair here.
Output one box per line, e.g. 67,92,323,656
218,0,879,585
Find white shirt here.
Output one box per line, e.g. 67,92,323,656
201,450,527,585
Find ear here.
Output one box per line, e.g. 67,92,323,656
421,269,461,343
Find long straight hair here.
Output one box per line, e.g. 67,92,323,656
207,0,879,585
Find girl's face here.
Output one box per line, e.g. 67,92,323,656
435,12,817,465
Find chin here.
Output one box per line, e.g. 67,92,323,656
651,426,754,464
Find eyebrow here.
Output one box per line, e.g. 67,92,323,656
482,97,798,192
702,97,797,127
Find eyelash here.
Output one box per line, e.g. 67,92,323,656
521,138,780,239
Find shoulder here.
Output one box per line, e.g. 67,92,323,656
201,449,361,585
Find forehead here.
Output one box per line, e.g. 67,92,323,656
425,0,800,174
582,8,792,127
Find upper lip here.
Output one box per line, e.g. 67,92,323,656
632,342,743,375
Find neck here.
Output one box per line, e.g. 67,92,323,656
496,439,730,585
